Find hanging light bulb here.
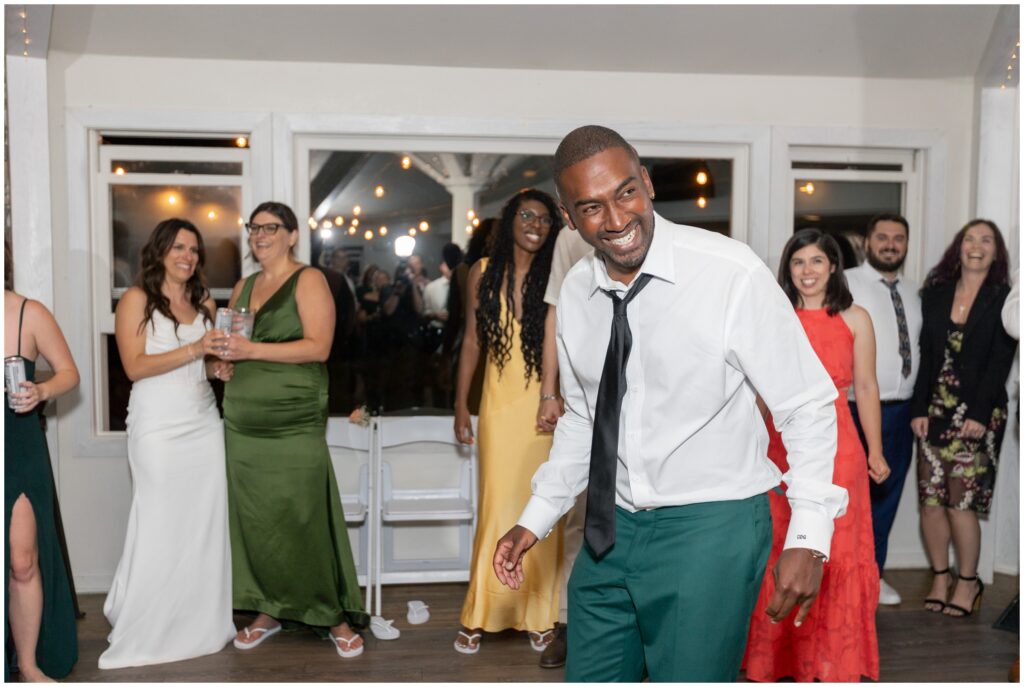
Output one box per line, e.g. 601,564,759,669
322,219,333,230
320,227,333,240
207,210,217,220
467,209,476,220
696,171,708,185
418,220,429,232
353,205,362,216
114,166,126,176
364,229,374,241
472,217,480,227
379,226,388,236
308,217,318,229
235,136,248,148
347,226,357,236
334,215,344,226
351,218,360,228
374,185,385,198
409,228,418,237
401,156,412,170
696,197,707,209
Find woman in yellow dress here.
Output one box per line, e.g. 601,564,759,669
453,189,564,654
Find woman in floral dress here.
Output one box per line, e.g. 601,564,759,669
911,219,1016,617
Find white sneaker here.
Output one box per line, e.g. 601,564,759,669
879,578,902,605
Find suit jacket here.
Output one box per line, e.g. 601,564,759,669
910,281,1017,424
318,266,356,359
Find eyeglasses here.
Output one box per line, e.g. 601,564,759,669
518,209,554,228
245,222,286,236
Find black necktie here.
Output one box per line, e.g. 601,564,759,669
882,279,912,378
584,272,653,558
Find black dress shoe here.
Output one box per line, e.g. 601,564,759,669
539,623,567,668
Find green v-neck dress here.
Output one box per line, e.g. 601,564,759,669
224,268,367,629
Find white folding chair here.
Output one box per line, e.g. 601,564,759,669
326,418,375,616
374,415,478,614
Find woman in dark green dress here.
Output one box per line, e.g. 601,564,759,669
218,202,368,659
5,241,80,681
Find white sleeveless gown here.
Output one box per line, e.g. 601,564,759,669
100,311,235,669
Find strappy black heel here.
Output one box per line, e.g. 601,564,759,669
945,574,984,618
923,567,951,613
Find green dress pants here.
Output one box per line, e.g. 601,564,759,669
566,494,771,682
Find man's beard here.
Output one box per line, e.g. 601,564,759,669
866,249,906,273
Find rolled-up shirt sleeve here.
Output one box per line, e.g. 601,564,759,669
725,262,849,558
517,305,593,540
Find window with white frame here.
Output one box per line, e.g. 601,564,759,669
788,146,921,273
91,134,253,432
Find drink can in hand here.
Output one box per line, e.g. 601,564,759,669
5,356,27,410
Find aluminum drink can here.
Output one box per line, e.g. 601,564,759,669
5,356,26,409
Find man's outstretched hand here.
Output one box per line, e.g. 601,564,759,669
493,525,539,590
764,548,824,626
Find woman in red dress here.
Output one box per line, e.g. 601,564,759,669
744,229,891,682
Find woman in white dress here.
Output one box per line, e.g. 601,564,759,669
100,218,236,669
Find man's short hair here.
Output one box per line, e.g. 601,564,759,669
441,242,463,271
865,212,909,238
553,125,639,186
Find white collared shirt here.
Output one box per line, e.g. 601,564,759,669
845,263,922,401
518,214,848,557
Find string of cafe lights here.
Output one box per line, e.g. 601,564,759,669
314,153,435,243
19,7,30,56
1002,37,1019,91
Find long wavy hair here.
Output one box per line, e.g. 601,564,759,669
476,189,562,383
778,228,853,316
923,218,1010,290
136,218,212,335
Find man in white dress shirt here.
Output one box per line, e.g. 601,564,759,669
845,214,922,606
492,125,848,682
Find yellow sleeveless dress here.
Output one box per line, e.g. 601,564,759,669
459,259,563,632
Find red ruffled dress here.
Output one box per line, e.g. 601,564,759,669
743,308,880,682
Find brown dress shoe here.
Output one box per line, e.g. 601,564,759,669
539,623,567,669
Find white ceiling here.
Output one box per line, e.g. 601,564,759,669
44,4,1008,80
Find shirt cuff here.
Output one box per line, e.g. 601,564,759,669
517,495,562,541
782,502,836,560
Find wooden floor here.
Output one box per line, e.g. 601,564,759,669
57,569,1017,682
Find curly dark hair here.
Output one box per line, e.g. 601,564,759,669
476,189,562,383
778,228,853,316
923,218,1010,291
136,218,212,335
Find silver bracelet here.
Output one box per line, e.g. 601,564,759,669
540,394,558,402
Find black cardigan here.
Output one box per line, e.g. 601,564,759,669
910,281,1017,424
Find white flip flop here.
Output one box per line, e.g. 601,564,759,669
233,623,282,650
369,616,401,640
330,631,365,658
453,630,481,655
528,629,554,652
407,600,430,625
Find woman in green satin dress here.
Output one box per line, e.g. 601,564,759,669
5,241,80,681
219,202,368,659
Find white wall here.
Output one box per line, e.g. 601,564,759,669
43,53,988,591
